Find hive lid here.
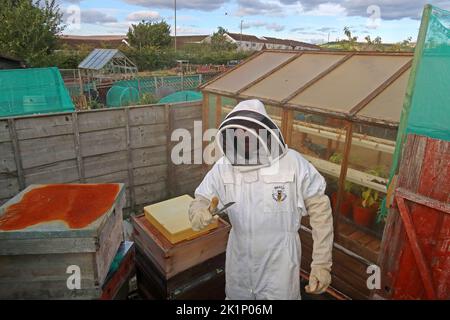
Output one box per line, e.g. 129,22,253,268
144,194,219,244
0,184,125,240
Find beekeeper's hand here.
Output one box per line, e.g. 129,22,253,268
304,194,334,294
189,195,218,231
305,266,332,294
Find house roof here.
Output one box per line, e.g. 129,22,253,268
59,35,127,48
225,33,320,49
78,48,126,70
174,35,208,43
201,50,414,126
226,33,267,43
262,36,320,49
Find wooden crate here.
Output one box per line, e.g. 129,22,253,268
0,184,125,299
131,214,230,278
136,248,225,300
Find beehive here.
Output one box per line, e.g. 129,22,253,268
144,195,218,244
0,184,125,299
132,213,230,279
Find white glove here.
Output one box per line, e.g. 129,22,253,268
305,266,332,294
304,194,334,294
188,195,218,231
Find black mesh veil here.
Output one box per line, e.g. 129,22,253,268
217,110,287,167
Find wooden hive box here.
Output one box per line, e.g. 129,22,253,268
144,194,219,244
136,248,226,300
0,184,125,299
132,213,230,279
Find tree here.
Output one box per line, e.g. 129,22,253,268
127,20,171,50
364,35,383,51
340,27,358,51
0,0,64,66
210,26,237,51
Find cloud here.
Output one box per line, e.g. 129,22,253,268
290,27,306,32
305,2,346,16
316,26,337,32
175,26,211,35
235,0,286,16
341,0,441,20
78,9,118,24
266,23,285,31
282,0,450,20
241,21,268,29
241,20,285,32
123,0,227,11
126,10,161,21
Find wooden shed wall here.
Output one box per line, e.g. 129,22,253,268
0,101,207,215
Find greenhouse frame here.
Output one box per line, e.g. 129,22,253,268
78,49,138,79
200,49,414,264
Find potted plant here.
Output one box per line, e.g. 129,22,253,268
328,153,356,217
352,188,379,227
352,166,388,227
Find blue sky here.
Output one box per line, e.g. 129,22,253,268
60,0,450,44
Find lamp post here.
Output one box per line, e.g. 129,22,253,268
240,20,243,42
174,0,177,52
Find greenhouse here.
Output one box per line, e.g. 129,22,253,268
200,50,414,263
0,67,74,117
78,49,138,77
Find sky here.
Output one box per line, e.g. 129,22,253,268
60,0,450,44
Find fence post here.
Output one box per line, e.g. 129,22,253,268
154,76,158,97
181,73,184,91
8,119,25,190
124,107,136,212
137,78,142,97
165,104,175,197
71,112,85,183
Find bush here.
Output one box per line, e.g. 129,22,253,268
138,93,158,105
122,46,177,71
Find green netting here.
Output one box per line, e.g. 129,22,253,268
158,90,202,104
406,6,450,141
106,86,139,107
115,75,202,95
0,67,74,118
381,5,450,220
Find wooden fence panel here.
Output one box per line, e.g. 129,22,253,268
19,135,76,169
0,101,206,213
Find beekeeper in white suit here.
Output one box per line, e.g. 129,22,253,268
189,99,333,300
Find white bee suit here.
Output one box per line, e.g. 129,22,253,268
190,100,333,300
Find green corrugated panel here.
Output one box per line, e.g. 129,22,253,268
0,67,74,117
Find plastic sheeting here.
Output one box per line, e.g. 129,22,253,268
158,90,202,104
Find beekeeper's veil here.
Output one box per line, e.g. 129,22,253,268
216,99,288,168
